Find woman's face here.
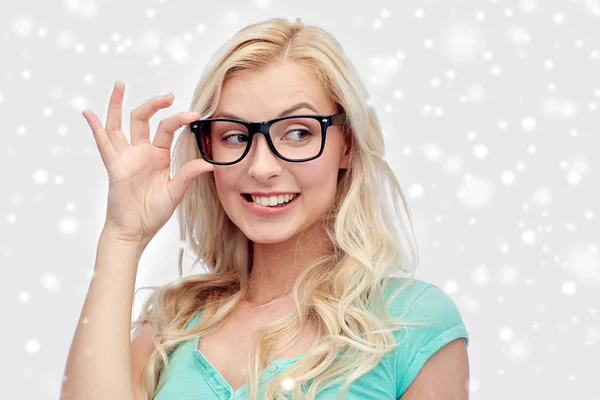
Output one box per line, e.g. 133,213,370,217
211,61,350,244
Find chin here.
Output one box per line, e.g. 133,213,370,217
243,228,296,244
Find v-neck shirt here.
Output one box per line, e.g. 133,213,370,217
153,277,470,399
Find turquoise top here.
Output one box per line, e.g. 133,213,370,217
154,278,470,399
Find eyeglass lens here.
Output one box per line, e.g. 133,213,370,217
197,117,323,163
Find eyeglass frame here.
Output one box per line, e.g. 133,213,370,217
189,112,347,165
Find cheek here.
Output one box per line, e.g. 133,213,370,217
213,167,238,190
295,160,339,194
213,168,241,206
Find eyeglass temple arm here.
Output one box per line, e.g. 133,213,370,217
332,112,346,126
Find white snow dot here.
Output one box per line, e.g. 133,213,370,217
255,0,271,8
281,377,296,391
25,339,41,354
415,8,425,19
562,281,576,295
457,175,494,209
43,107,53,117
499,265,519,284
423,143,443,162
408,184,424,198
506,339,529,361
509,26,530,45
57,216,80,236
146,8,156,18
472,264,491,285
544,60,554,69
166,37,189,64
522,230,536,245
554,13,565,25
473,144,488,159
70,94,89,111
33,169,49,184
13,16,35,36
567,171,581,185
444,280,458,294
56,30,75,50
41,273,61,292
498,326,514,342
19,291,31,303
522,116,537,131
518,0,540,14
533,187,552,207
445,156,463,174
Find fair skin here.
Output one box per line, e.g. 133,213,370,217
129,60,468,398
211,60,350,308
400,338,470,400
209,61,469,398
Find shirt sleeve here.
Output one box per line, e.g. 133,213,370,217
393,283,470,398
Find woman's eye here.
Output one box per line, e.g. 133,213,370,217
285,129,311,141
222,133,248,144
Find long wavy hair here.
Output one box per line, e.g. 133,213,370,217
132,17,427,400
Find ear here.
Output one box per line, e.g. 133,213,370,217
338,135,351,170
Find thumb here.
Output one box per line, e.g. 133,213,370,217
168,159,215,206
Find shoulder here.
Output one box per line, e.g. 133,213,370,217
381,277,470,398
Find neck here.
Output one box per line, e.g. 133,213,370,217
245,225,329,307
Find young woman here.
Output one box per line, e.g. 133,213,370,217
62,18,470,400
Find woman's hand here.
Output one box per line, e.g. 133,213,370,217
82,81,213,247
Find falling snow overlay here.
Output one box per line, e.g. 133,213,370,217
1,0,599,399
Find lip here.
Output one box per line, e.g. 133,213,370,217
240,193,300,216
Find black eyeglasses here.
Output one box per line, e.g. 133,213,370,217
190,112,346,165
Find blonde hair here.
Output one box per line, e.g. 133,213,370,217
132,17,428,400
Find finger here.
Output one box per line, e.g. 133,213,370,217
105,81,129,153
82,109,118,168
152,111,200,150
167,159,215,207
130,93,175,146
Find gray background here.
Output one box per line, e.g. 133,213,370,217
1,0,599,399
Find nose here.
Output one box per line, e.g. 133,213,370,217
246,133,282,181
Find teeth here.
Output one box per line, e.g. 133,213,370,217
250,193,296,206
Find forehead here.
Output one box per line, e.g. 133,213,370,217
215,61,334,120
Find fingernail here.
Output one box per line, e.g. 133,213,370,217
165,93,174,99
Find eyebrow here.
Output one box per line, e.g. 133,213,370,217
211,102,320,121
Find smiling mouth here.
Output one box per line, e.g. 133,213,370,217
241,193,301,207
